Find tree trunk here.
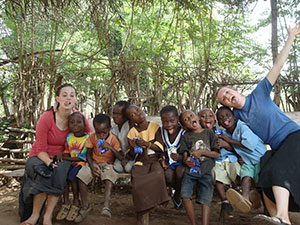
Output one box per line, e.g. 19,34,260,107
271,0,280,106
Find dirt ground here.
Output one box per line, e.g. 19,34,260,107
1,178,300,225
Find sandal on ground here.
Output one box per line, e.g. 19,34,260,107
249,189,261,210
172,197,183,211
100,206,112,218
252,214,291,225
226,188,251,213
66,204,80,221
56,204,71,220
20,222,34,225
74,204,92,223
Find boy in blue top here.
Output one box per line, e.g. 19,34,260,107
217,24,300,225
216,106,266,213
179,110,220,225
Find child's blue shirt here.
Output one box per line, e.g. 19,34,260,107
214,126,238,163
224,120,266,165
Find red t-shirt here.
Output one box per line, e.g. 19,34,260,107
29,109,92,157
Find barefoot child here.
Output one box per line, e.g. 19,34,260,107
199,108,240,220
76,113,122,218
55,112,90,222
112,101,135,173
126,104,170,225
179,110,220,225
159,105,186,210
216,106,266,213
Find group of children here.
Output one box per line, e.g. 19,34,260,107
55,101,268,225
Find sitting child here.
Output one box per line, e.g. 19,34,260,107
76,113,122,218
216,106,266,213
199,108,240,220
158,105,185,210
112,100,135,173
56,112,90,223
126,104,170,225
179,110,220,225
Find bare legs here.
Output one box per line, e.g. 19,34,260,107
23,193,59,225
183,198,210,225
263,186,291,224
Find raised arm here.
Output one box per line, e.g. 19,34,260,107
267,23,300,85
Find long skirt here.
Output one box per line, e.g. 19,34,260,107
19,157,71,222
257,130,300,212
131,155,170,212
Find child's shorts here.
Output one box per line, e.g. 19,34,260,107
67,164,82,182
211,160,240,185
240,163,260,183
76,162,118,185
181,172,214,206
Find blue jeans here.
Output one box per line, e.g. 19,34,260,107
181,172,214,206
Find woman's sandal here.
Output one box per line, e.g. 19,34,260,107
252,214,291,225
74,204,92,223
100,206,112,218
56,204,71,220
66,205,80,221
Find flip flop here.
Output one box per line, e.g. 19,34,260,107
20,222,34,225
226,188,251,213
252,214,291,225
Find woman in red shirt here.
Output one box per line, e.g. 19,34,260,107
19,84,92,225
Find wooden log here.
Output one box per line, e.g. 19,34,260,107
0,168,25,177
0,165,25,170
5,140,34,144
0,147,30,153
0,158,26,164
5,127,36,134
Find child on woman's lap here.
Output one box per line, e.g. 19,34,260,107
56,112,90,222
216,106,266,213
199,108,240,220
179,110,220,225
158,105,185,211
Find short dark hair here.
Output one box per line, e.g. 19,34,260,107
93,113,111,128
69,112,86,127
115,100,131,120
216,106,233,118
160,105,178,117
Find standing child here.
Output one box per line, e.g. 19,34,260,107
179,110,220,225
199,108,240,220
158,105,185,210
216,106,266,213
112,101,135,173
76,113,122,218
56,112,90,222
126,104,170,225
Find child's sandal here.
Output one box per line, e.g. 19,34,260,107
66,205,80,221
74,204,92,223
56,204,71,220
100,206,112,218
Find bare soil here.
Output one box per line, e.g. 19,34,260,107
1,178,300,225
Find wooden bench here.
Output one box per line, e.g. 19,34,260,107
0,168,25,186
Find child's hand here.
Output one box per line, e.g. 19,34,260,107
185,157,196,168
100,141,111,150
238,157,244,165
121,159,128,167
56,152,63,162
92,167,100,177
128,138,136,148
170,153,181,161
217,138,228,148
135,138,147,147
219,133,230,142
191,150,203,159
